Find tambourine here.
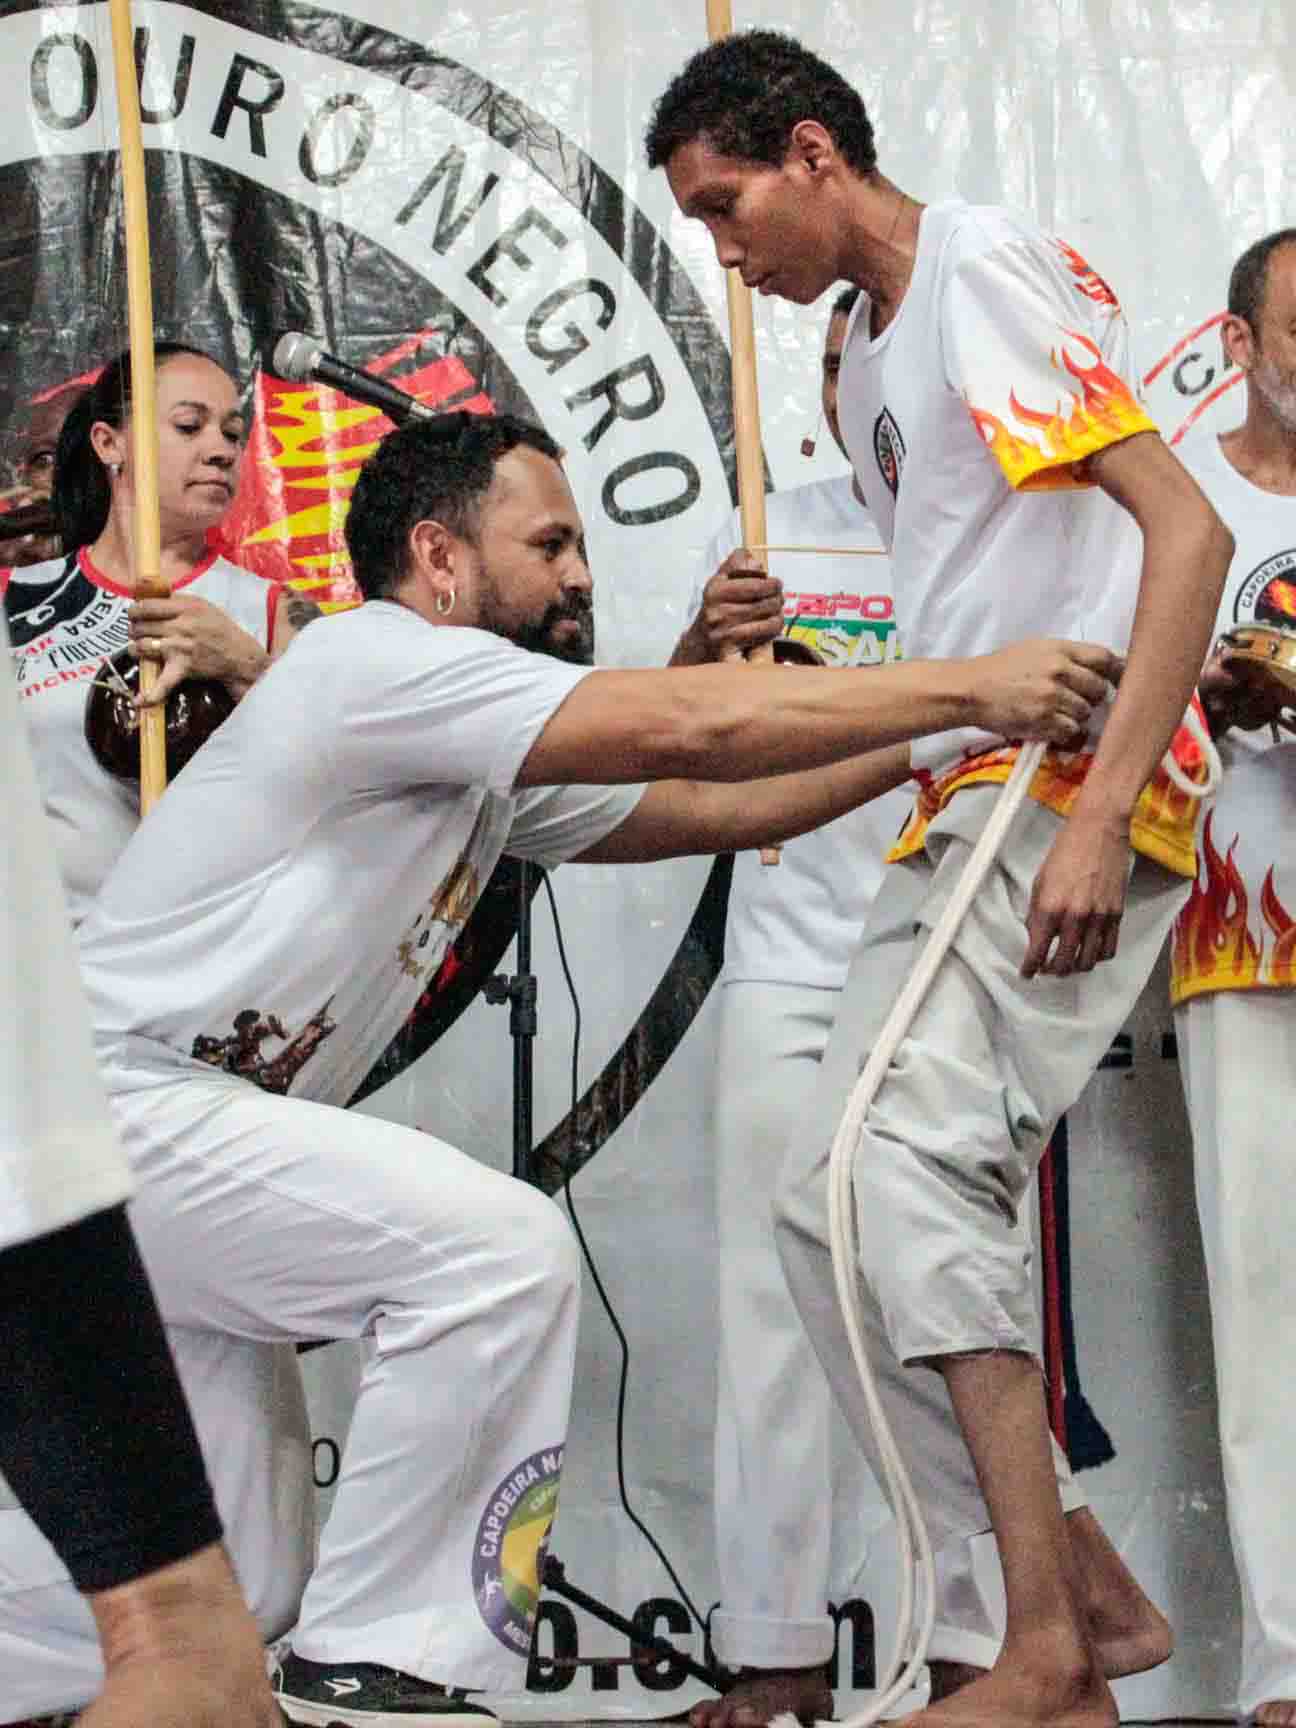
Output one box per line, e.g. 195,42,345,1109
84,646,234,784
1219,623,1296,697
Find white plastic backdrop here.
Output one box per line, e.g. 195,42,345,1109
4,0,1287,1716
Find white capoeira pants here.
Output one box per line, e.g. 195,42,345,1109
713,979,1049,1673
774,788,1189,1595
0,1054,581,1716
1178,988,1296,1716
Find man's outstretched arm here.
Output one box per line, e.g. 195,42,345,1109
519,636,1119,791
571,636,1119,863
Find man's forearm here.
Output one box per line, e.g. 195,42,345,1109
578,744,912,862
0,1204,221,1593
1071,511,1233,824
521,657,980,787
701,743,913,851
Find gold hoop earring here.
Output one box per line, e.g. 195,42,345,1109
435,587,455,616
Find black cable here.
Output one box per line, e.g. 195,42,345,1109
538,867,707,1634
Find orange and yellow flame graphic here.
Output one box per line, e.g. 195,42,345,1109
1054,239,1120,310
213,334,492,610
1170,810,1296,1001
1171,813,1260,994
890,728,1203,881
1258,575,1296,626
1261,867,1296,987
968,331,1156,491
888,744,1093,864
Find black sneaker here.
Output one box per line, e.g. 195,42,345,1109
272,1649,499,1727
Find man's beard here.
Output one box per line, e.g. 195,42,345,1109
513,595,595,665
1253,353,1296,433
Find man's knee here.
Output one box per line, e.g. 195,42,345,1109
510,1183,581,1306
851,1132,1032,1360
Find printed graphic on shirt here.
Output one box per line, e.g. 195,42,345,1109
430,856,482,927
873,408,906,497
6,560,131,695
191,1001,338,1094
1169,541,1296,1006
1171,810,1296,1000
782,589,899,668
1054,239,1119,310
1233,550,1296,630
394,864,480,983
966,331,1156,493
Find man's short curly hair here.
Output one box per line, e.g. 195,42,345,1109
645,31,876,177
1229,228,1296,337
345,412,561,602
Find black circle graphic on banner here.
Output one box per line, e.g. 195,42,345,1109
0,1,747,1179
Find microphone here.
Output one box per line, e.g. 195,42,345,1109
271,332,437,425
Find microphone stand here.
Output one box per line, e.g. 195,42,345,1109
484,858,537,1181
485,859,729,1696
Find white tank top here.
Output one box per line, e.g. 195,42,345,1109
3,547,279,924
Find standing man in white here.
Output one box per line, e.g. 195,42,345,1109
673,290,1007,1727
1171,229,1296,1728
675,287,1151,1727
649,30,1233,1728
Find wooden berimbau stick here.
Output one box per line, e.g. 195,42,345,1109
705,0,779,864
752,544,888,557
108,0,168,816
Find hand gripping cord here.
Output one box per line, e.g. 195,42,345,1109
818,707,1220,1728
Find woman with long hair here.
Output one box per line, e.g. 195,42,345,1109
3,342,315,924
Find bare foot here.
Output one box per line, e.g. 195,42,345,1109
689,1667,833,1728
927,1505,1174,1702
1066,1508,1174,1679
1255,1702,1296,1726
908,1632,1116,1728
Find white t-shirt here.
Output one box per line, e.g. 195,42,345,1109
80,604,644,1109
838,199,1204,879
1,618,130,1252
1170,433,1296,1005
3,547,279,925
692,477,911,990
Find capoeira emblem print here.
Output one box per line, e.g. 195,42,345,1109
873,406,906,496
472,1445,564,1653
1234,549,1296,631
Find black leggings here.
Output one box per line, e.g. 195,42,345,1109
0,1203,221,1593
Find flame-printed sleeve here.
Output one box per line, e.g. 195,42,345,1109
942,236,1158,491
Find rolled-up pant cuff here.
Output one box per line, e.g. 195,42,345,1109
709,1610,835,1670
